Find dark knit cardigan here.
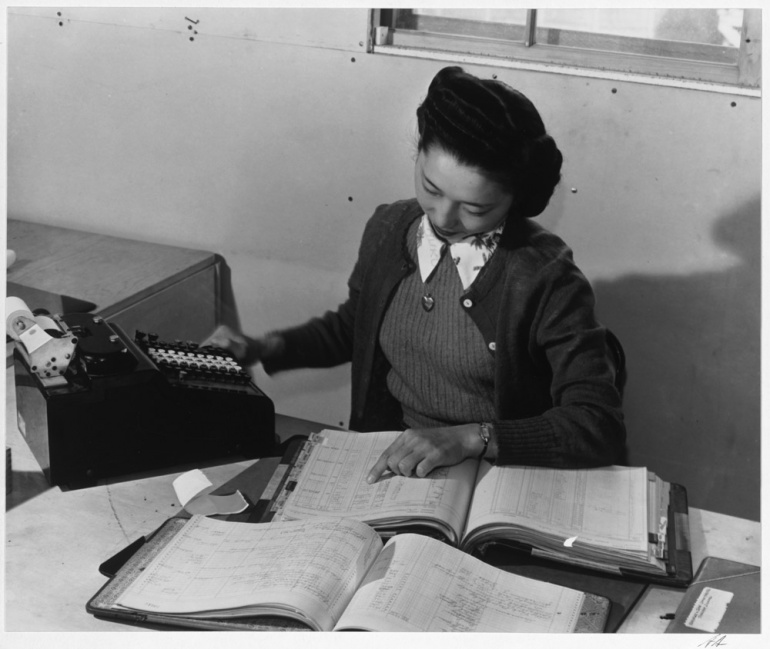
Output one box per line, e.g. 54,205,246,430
263,199,625,467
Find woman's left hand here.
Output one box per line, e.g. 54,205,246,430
366,424,482,483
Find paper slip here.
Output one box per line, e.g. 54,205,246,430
684,587,734,633
173,469,248,516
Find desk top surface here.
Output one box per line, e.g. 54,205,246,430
6,218,217,316
3,365,762,635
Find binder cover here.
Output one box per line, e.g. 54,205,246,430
665,557,761,634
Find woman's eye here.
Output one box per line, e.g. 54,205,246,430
423,185,440,196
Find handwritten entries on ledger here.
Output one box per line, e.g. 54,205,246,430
277,429,686,581
110,516,587,632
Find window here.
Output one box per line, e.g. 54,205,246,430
372,8,760,92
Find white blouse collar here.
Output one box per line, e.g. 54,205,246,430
416,213,504,290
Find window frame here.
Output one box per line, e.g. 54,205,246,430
370,9,761,95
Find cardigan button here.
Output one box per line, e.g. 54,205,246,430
488,342,496,352
462,298,473,309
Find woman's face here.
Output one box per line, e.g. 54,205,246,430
414,146,514,238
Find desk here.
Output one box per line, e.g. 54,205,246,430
4,365,761,633
6,219,221,343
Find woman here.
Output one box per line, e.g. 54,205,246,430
208,66,625,482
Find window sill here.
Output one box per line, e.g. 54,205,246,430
373,44,761,98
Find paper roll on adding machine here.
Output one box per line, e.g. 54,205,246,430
6,297,276,488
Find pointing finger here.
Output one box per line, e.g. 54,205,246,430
367,451,390,484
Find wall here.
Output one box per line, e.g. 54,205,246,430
6,8,761,520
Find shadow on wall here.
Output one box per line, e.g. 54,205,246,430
214,253,352,427
593,196,761,520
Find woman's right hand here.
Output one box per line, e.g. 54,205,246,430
202,325,283,367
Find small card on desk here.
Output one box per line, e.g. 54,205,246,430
666,557,760,634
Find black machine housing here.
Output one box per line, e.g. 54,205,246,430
13,312,276,488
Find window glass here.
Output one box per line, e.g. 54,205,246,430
538,8,743,47
409,8,528,25
393,8,528,43
378,8,758,89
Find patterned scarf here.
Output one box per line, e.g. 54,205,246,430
416,213,504,290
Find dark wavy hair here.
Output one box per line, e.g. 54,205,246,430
416,66,563,219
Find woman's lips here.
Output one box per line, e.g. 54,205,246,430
433,225,460,238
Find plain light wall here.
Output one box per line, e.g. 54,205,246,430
7,8,761,520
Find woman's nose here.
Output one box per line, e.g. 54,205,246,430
431,200,459,229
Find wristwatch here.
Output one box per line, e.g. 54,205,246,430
478,422,492,460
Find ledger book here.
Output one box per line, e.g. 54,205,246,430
272,429,692,586
102,515,606,632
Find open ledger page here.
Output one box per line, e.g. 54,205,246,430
463,464,649,554
279,429,478,544
335,533,584,632
113,516,383,632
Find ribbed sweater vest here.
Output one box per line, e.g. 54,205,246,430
379,225,496,428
